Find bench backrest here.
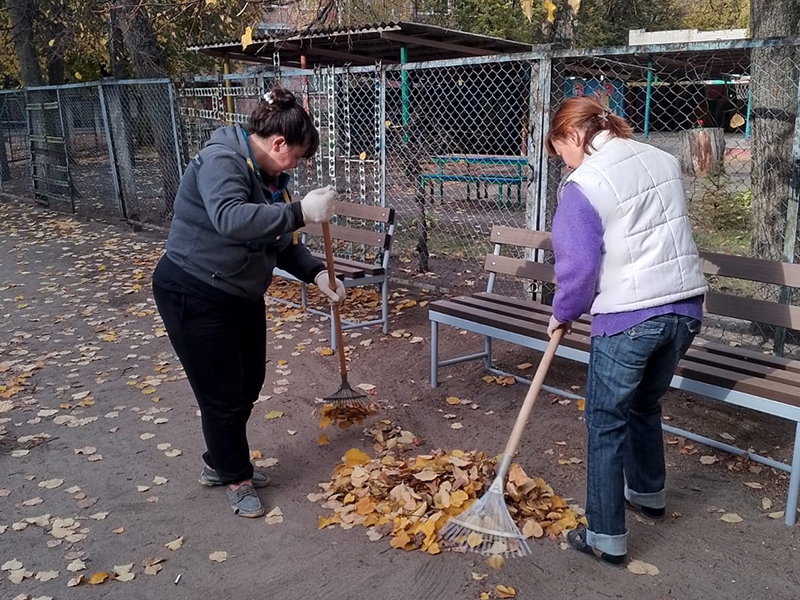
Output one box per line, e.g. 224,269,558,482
485,225,800,330
302,201,396,252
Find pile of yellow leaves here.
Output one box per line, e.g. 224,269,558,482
318,403,380,430
312,437,583,555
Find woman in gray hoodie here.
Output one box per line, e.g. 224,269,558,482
152,86,344,517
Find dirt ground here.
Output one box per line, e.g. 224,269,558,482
1,197,799,600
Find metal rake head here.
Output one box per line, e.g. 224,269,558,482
439,481,530,558
322,383,370,409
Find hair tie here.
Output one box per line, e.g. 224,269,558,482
598,110,610,125
263,91,275,105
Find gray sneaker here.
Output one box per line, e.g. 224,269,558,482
226,483,264,518
199,465,270,488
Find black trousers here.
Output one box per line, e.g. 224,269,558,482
153,278,266,485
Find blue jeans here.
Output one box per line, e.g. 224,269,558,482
584,314,700,556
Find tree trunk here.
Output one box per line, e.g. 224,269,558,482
5,0,43,87
749,0,800,352
541,0,575,47
679,127,725,177
119,3,179,219
749,0,800,263
108,4,128,80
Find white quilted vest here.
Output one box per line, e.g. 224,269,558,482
565,131,708,314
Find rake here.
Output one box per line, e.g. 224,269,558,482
439,328,564,557
319,221,369,408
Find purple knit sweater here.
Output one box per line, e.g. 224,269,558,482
551,183,704,337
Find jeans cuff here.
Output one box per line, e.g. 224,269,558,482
625,484,666,509
586,529,628,556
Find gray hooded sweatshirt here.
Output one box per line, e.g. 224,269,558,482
164,124,323,300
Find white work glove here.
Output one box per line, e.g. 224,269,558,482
315,271,346,304
300,185,337,224
547,314,572,338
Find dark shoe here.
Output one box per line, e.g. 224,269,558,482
199,465,270,488
226,483,265,518
567,528,627,568
625,499,665,522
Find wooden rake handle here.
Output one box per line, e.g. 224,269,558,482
502,328,564,460
321,222,348,378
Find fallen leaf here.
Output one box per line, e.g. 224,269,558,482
467,532,484,548
165,536,184,551
22,497,43,506
265,410,284,420
153,476,168,486
209,551,228,563
317,433,330,445
113,527,125,534
627,560,660,575
700,455,718,465
38,478,64,489
157,443,172,451
2,558,23,571
264,506,284,525
287,430,297,435
88,571,108,585
720,513,743,523
480,593,490,600
472,572,488,581
450,422,463,430
137,485,150,492
35,570,59,582
516,362,532,370
445,396,461,405
486,555,504,569
768,511,785,519
744,482,763,490
576,399,585,411
139,433,155,440
720,432,736,441
762,497,773,511
67,559,86,572
67,574,84,586
496,585,516,598
89,512,108,521
356,383,377,392
164,449,182,457
343,448,371,467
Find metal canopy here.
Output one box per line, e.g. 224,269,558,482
187,21,533,67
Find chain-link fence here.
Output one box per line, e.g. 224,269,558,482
0,79,181,225
2,38,800,355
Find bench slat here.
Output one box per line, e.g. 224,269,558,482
700,250,800,288
490,225,553,250
682,348,800,388
303,223,389,249
483,254,556,283
706,291,800,331
474,292,593,327
310,252,384,277
430,299,591,353
675,360,800,408
692,338,800,375
333,201,395,224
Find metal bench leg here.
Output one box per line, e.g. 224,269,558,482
380,278,389,334
786,422,800,525
330,305,337,352
300,282,308,307
484,336,492,370
431,320,439,388
496,184,502,208
439,180,444,204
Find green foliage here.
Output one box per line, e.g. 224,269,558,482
575,0,684,47
677,0,749,31
450,0,546,44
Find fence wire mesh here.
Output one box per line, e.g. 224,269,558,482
2,39,800,356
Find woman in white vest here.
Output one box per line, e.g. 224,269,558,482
545,96,708,567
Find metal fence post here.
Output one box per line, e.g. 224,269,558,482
167,81,184,178
379,65,387,209
96,83,124,218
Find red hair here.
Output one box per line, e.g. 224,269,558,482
545,96,633,157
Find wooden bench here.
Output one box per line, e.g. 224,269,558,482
272,201,395,347
429,225,800,526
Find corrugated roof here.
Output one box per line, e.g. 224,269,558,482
187,21,533,67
